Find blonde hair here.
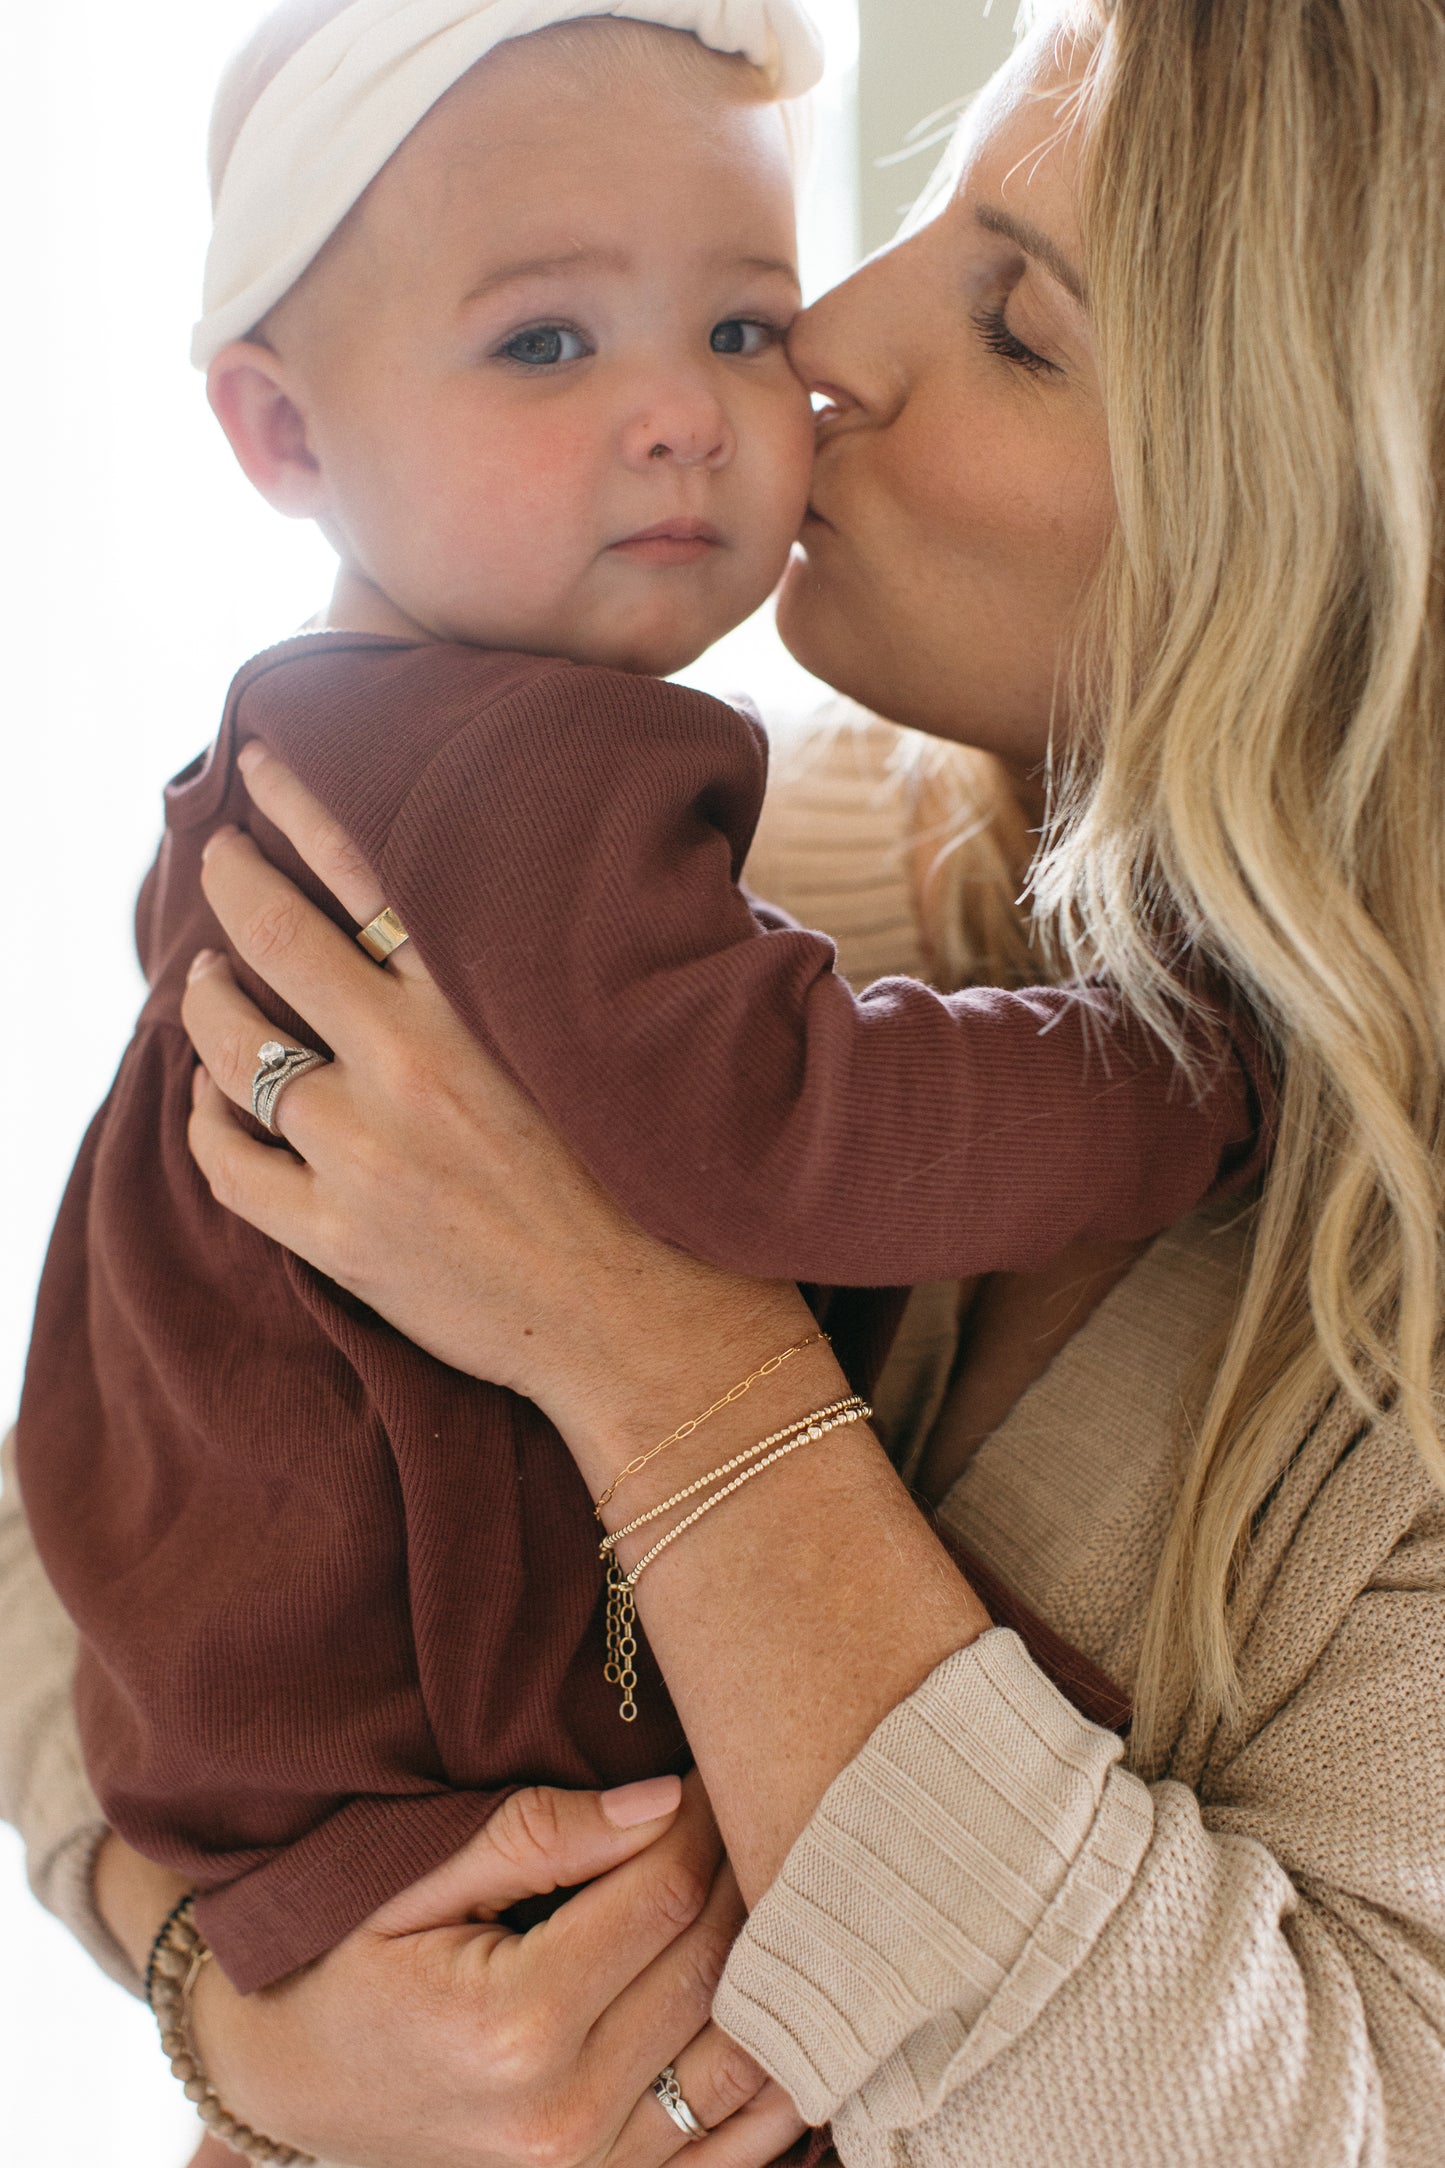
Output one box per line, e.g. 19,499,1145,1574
892,734,1039,992
209,3,776,204
1016,0,1445,1768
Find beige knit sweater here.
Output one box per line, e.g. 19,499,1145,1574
4,708,1443,2163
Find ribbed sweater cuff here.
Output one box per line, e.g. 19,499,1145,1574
714,1629,1154,2128
36,1820,145,1999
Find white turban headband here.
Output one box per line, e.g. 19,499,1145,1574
194,0,826,369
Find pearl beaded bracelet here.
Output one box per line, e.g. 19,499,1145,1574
146,1897,314,2164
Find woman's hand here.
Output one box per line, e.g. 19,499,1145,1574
101,1777,806,2168
184,743,805,1451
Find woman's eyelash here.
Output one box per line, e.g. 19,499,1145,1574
972,303,1058,378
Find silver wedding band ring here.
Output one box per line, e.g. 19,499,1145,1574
251,1040,330,1134
653,2066,707,2143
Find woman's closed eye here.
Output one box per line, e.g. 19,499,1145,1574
497,323,592,367
710,318,785,357
972,301,1060,380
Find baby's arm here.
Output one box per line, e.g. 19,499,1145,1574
248,648,1266,1288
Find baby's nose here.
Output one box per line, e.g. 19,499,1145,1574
623,385,734,471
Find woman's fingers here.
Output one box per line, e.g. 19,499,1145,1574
603,2027,804,2168
566,1846,752,2148
371,1777,690,1935
198,826,409,1054
188,1070,323,1260
513,1777,736,2063
235,742,428,983
183,952,337,1166
683,2081,810,2167
370,1774,732,2080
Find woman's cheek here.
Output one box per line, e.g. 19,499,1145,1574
774,540,852,680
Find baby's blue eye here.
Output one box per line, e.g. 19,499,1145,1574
711,320,774,357
500,326,590,367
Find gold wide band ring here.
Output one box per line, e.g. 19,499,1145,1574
356,907,412,966
652,2068,707,2144
251,1041,330,1135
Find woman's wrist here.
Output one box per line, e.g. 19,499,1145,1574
93,1829,192,1979
549,1263,819,1496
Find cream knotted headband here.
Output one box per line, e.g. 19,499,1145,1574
194,0,826,370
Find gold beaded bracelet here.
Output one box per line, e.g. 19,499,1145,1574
593,1330,830,1515
599,1396,871,1722
147,1897,314,2164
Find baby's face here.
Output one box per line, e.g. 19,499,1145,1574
261,33,816,674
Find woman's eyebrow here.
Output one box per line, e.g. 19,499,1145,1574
974,203,1087,306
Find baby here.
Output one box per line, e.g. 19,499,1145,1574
20,0,1267,2003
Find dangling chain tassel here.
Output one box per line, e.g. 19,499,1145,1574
599,1396,871,1721
604,1561,640,1723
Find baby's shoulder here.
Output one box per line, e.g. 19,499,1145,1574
232,633,761,780
188,633,768,879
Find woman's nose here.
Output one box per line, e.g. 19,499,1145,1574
622,380,735,471
789,247,911,428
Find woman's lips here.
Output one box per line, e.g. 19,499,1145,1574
610,520,722,566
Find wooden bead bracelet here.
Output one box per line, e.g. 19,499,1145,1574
147,1897,314,2164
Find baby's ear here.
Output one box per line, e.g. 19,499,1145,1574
207,340,325,520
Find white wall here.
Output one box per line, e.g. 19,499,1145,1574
857,0,1020,253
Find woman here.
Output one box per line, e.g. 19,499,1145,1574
7,1,1445,2161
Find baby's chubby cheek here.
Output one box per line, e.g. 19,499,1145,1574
706,384,818,605
359,370,816,668
400,440,604,628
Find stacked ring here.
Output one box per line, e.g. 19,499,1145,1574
653,2066,708,2143
251,1041,330,1134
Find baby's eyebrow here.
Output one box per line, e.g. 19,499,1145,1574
465,248,799,304
466,246,631,300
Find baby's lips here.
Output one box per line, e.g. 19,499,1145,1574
610,517,723,549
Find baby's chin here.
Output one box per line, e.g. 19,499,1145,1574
440,592,776,679
565,563,794,677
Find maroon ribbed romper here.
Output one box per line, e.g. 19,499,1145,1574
19,633,1267,2002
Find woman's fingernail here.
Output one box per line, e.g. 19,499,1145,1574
187,949,220,982
202,825,239,863
600,1776,683,1828
236,741,262,774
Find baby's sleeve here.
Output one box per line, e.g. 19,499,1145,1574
251,649,1265,1287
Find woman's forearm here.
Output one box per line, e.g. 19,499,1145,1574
577,1303,991,1905
93,1831,192,1975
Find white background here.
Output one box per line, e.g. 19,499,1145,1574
0,4,861,2162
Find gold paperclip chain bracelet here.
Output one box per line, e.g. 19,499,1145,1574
592,1330,830,1516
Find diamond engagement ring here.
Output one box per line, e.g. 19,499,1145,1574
652,2067,707,2143
251,1040,330,1135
